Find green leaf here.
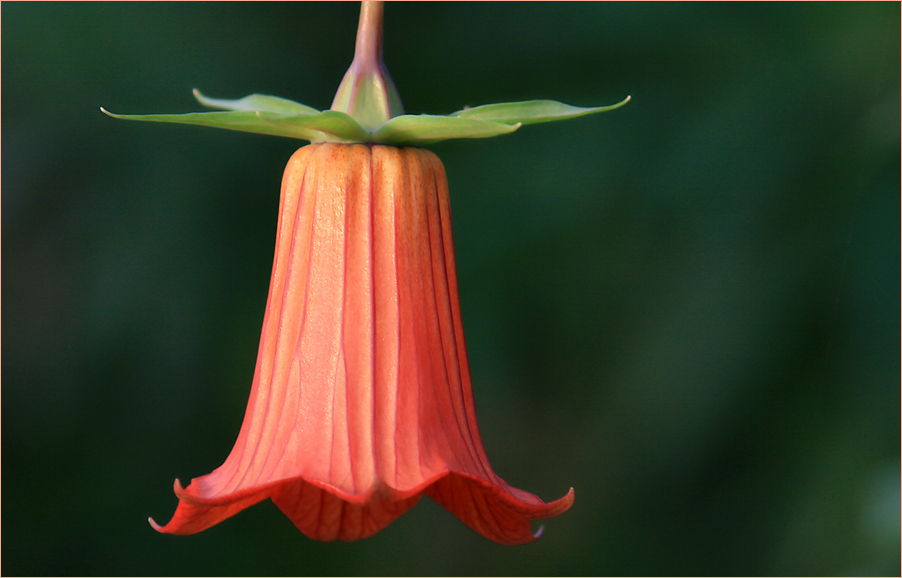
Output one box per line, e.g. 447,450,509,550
193,89,319,115
451,96,631,126
99,108,329,141
372,114,521,145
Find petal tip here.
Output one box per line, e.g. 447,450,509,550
558,486,576,511
148,516,163,532
537,486,575,519
172,478,187,496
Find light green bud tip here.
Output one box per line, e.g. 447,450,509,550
101,1,629,146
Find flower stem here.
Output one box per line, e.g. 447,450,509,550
354,1,384,68
330,1,404,130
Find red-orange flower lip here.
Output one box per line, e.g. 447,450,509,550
150,144,574,544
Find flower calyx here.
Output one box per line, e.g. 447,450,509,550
101,91,630,147
100,0,629,146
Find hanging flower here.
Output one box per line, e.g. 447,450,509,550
103,1,627,544
147,143,573,544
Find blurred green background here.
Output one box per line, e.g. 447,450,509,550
3,2,899,575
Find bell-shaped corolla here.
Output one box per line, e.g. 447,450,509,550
151,144,574,545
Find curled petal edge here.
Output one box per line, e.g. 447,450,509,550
150,473,574,544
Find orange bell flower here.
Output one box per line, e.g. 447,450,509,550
105,0,627,546
149,144,574,544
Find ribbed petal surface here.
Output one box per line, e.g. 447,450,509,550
152,144,574,544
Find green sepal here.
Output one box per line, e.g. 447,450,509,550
373,114,521,145
256,110,522,145
193,89,319,115
256,110,372,143
100,108,332,142
102,89,629,146
451,96,631,125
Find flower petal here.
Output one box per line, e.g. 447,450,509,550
150,144,574,543
427,475,575,545
271,481,422,542
150,479,271,535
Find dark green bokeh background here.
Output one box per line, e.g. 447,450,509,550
3,2,899,575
